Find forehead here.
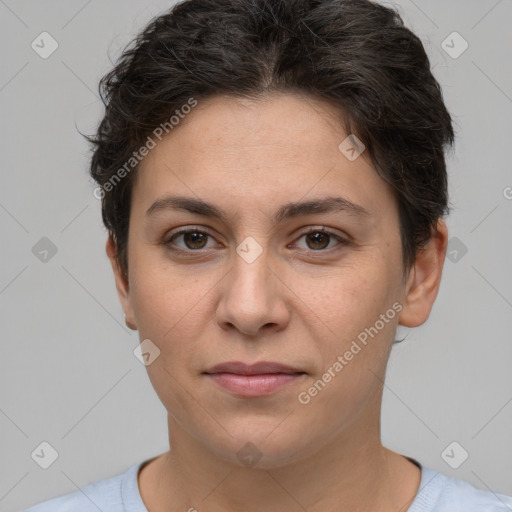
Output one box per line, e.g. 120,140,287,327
138,93,348,174
133,93,397,223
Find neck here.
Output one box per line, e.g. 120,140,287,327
139,411,421,511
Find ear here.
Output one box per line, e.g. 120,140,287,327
106,235,137,330
399,218,448,327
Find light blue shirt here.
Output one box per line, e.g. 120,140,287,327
21,458,512,511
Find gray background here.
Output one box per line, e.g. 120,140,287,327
1,0,511,510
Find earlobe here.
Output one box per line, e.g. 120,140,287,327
398,219,448,328
105,235,138,330
124,314,138,331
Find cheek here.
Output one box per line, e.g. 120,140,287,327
127,264,212,414
290,257,401,394
291,262,395,341
293,270,397,434
128,256,214,363
129,238,207,325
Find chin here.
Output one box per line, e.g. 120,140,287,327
202,418,315,470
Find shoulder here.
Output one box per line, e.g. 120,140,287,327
410,466,512,512
21,461,146,512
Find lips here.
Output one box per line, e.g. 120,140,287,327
204,361,305,376
204,361,306,397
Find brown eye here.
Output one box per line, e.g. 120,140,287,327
292,228,349,253
166,229,214,251
182,231,208,249
305,231,331,250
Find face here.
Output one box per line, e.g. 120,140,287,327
108,93,444,468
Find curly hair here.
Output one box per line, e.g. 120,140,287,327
88,0,454,281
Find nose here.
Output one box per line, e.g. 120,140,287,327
215,247,290,337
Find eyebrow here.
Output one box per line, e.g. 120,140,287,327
146,195,371,222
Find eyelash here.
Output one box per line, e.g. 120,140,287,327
163,226,349,256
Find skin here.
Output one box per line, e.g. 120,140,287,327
106,92,448,512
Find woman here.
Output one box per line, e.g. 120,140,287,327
23,0,512,510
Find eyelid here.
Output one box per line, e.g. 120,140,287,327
290,226,350,250
164,226,220,247
163,225,350,254
165,225,216,239
294,225,348,238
